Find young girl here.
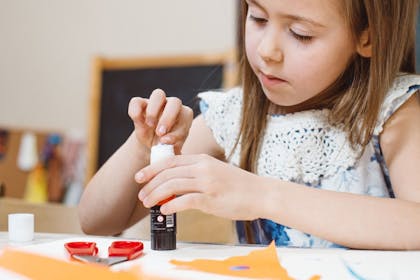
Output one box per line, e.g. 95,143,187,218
78,0,420,249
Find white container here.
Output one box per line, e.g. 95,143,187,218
150,144,175,164
8,213,34,242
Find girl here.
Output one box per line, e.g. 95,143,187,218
78,0,420,249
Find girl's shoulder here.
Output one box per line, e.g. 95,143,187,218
374,73,420,135
197,87,242,112
197,87,243,157
197,87,243,133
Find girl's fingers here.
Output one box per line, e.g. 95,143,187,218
159,106,194,149
137,162,199,199
146,89,167,128
135,154,206,184
159,127,188,146
160,193,204,215
141,178,200,208
155,97,182,137
129,90,193,153
128,97,151,139
128,97,147,123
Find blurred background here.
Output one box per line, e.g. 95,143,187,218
0,0,237,132
0,0,239,206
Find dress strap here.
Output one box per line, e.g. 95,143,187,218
374,74,420,136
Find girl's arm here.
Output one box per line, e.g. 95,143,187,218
78,90,200,235
78,133,150,235
182,115,225,159
78,114,222,235
137,94,420,249
261,94,420,249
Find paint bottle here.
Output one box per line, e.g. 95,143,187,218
150,144,176,250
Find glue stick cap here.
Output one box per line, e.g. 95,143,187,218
150,144,174,164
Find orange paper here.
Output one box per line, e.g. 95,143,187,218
0,249,162,280
171,242,321,280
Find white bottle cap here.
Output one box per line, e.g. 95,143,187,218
8,213,34,242
150,144,175,164
17,132,38,171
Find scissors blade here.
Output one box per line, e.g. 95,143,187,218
73,255,127,266
103,256,129,266
73,255,104,264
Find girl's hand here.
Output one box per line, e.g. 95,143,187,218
135,154,264,221
128,89,194,154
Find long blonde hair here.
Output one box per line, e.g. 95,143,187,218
237,0,418,243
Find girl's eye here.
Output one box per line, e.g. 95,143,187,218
290,29,313,42
248,14,267,24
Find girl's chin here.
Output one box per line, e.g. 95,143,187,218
262,89,300,107
262,91,310,114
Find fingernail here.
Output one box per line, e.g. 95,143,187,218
138,190,145,200
158,125,166,135
135,172,144,182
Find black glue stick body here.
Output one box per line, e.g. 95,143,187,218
150,144,176,250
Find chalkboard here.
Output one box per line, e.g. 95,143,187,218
87,52,238,180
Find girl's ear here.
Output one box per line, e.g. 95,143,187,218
356,29,372,58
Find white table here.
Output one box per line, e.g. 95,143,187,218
0,232,80,249
1,232,420,280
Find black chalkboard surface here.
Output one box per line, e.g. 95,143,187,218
87,52,237,180
99,65,222,169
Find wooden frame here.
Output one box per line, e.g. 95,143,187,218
86,50,238,182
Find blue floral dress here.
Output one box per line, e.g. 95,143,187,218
198,74,420,248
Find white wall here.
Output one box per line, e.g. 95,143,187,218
0,0,237,135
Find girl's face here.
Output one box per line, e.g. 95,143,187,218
245,0,357,108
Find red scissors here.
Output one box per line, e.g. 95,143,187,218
64,241,143,266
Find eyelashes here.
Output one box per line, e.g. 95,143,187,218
289,29,313,42
248,14,267,24
248,14,314,43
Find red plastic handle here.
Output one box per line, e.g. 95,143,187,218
64,242,98,256
108,241,143,260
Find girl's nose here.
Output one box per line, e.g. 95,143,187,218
257,28,283,63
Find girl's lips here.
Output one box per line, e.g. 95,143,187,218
259,72,287,88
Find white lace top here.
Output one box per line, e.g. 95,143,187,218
198,74,420,248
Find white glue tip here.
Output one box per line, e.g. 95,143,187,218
150,144,175,164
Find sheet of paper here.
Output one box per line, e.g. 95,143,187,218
171,242,319,279
1,237,420,280
0,249,144,280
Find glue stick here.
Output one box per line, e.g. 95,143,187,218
150,144,176,250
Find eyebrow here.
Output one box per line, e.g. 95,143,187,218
246,0,326,28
